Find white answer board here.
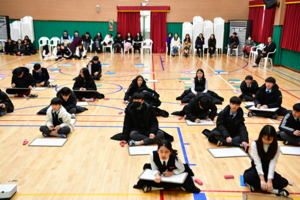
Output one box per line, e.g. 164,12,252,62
208,148,247,158
76,102,89,106
184,81,192,84
32,87,46,91
71,119,76,125
29,138,68,147
185,71,196,74
146,80,159,83
128,146,158,155
248,106,279,112
49,71,59,73
139,169,188,184
49,80,55,83
185,119,214,126
280,146,300,155
244,102,255,106
232,90,241,94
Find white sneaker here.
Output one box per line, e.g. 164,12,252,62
71,113,76,119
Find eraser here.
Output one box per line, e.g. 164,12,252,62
104,98,109,100
224,175,234,179
23,141,28,145
180,103,185,105
120,142,125,147
123,101,126,104
178,117,183,120
118,112,123,114
195,179,203,185
179,81,182,82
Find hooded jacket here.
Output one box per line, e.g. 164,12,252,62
56,89,77,111
228,36,239,46
45,105,74,132
0,89,14,113
195,36,205,47
240,80,259,96
12,67,36,88
254,83,282,108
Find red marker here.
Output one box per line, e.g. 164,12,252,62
195,179,203,185
104,98,109,100
23,139,28,145
224,175,234,179
178,117,183,120
118,112,123,114
120,142,125,147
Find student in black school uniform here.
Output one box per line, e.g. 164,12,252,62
172,94,217,123
74,44,87,60
23,39,36,55
203,96,249,150
0,89,14,116
240,75,259,101
124,75,149,102
24,35,32,45
82,32,91,51
32,64,56,87
133,140,200,193
57,87,77,117
278,103,300,146
248,77,288,119
253,37,276,67
14,39,25,56
4,39,15,55
73,68,104,101
121,92,164,146
53,44,62,61
195,33,204,58
40,98,74,138
6,67,36,97
92,32,103,53
87,56,102,80
133,32,143,53
60,45,73,59
113,32,124,53
243,125,289,197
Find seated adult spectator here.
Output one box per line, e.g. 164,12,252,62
195,33,204,58
242,36,255,58
228,32,239,56
113,32,124,53
253,37,276,67
4,39,14,55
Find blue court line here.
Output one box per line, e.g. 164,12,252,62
49,68,60,70
159,55,165,71
184,143,190,145
189,164,196,166
240,175,247,186
194,193,207,200
269,68,300,83
46,60,62,69
135,63,144,65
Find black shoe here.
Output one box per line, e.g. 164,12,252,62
167,53,170,55
171,111,183,116
283,140,289,145
143,185,152,193
272,113,278,119
277,189,289,197
253,64,259,67
198,54,200,58
42,133,49,137
176,96,182,100
29,94,38,98
185,54,188,57
244,145,249,153
172,54,175,57
248,112,253,117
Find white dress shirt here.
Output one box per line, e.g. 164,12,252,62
251,141,280,179
149,151,185,176
191,78,208,94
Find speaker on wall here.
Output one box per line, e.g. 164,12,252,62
263,0,277,9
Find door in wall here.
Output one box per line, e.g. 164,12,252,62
140,11,151,39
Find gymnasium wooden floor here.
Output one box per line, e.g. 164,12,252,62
0,52,300,200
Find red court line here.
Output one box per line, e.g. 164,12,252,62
152,55,156,91
160,190,164,200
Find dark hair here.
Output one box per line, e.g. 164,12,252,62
158,140,178,160
268,37,273,40
8,38,12,42
174,33,179,38
57,44,61,48
293,103,300,112
43,45,49,57
199,97,211,109
256,125,278,160
199,33,204,39
60,87,72,96
137,32,140,36
86,32,90,35
17,39,22,44
184,34,191,43
117,32,121,35
230,96,241,105
233,32,237,35
78,44,84,52
109,34,112,37
131,75,147,91
245,75,253,80
75,31,78,33
209,34,216,42
195,69,206,83
51,97,62,105
93,56,99,61
80,68,91,80
33,64,41,71
265,77,276,84
132,92,145,100
126,32,132,40
13,67,23,76
168,33,173,37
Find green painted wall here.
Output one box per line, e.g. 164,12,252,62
272,26,282,65
166,23,182,40
223,23,229,52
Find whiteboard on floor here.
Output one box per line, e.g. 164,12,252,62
229,81,241,84
184,81,192,84
49,71,59,73
146,80,159,83
128,146,158,155
248,106,279,112
0,78,3,81
232,90,241,94
280,146,300,155
71,119,76,125
244,102,255,106
49,80,55,83
25,64,34,67
243,193,293,200
76,102,89,106
29,138,67,147
135,65,146,68
138,169,188,184
186,119,214,126
32,87,46,91
186,71,196,74
208,148,247,158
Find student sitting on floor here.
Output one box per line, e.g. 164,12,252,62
53,44,62,61
42,45,56,61
4,39,15,55
121,92,164,146
75,44,87,60
240,75,259,101
278,103,300,146
40,98,74,138
60,45,73,59
0,89,14,116
6,67,36,97
14,39,25,56
87,56,102,80
57,87,78,117
32,64,56,87
243,125,289,197
124,75,149,102
203,96,249,150
23,39,36,55
248,77,287,119
73,68,104,101
172,94,217,122
133,140,200,193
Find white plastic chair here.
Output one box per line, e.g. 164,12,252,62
49,37,60,54
227,44,239,57
102,41,114,54
261,49,276,69
38,37,50,55
124,40,134,54
0,40,5,53
112,41,124,54
142,39,153,54
250,43,266,62
170,43,181,57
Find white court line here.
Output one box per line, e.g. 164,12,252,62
199,58,235,90
268,118,279,127
0,56,27,67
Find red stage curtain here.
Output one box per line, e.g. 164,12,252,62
117,6,170,12
248,7,264,42
260,7,275,43
280,3,300,52
150,12,167,53
117,12,141,39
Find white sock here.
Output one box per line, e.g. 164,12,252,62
271,189,278,194
134,141,141,145
152,187,163,191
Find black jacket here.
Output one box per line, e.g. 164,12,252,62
114,36,124,44
87,60,102,75
12,67,36,88
93,36,103,42
240,80,259,96
263,42,276,57
195,36,204,47
134,35,143,42
125,37,133,44
56,89,77,111
73,76,97,91
82,35,92,43
185,94,217,122
62,47,72,57
279,111,300,135
254,84,282,108
124,82,149,101
4,42,14,53
0,89,14,113
121,102,158,141
15,44,25,52
228,36,239,46
32,68,49,83
208,39,216,48
216,105,248,142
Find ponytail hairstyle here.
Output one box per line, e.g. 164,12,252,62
256,125,278,160
158,140,178,160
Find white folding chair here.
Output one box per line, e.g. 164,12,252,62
124,40,134,54
38,37,50,57
49,37,60,54
260,49,276,69
250,43,265,62
0,40,5,53
102,41,114,54
170,43,181,57
227,44,239,57
142,39,153,54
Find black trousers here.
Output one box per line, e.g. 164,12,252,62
74,55,87,59
255,50,268,64
6,88,31,97
172,105,209,120
36,80,50,86
129,130,164,145
134,43,141,51
40,126,71,136
213,133,242,147
196,46,203,57
74,91,97,100
167,44,170,54
0,106,8,113
251,107,288,118
92,73,102,80
209,47,216,55
243,167,288,190
279,131,300,145
239,94,254,101
5,50,14,55
92,43,102,53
